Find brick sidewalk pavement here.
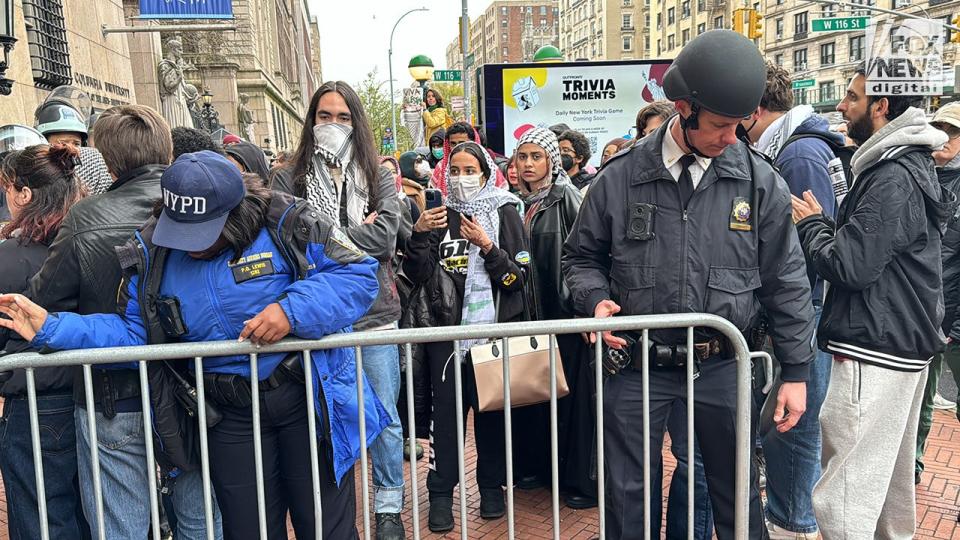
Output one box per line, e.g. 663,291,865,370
0,412,955,538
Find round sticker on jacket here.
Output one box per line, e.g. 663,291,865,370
514,251,531,265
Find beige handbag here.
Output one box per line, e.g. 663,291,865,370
470,290,569,412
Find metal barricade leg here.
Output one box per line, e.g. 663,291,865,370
249,353,268,540
82,364,106,540
641,330,651,540
301,350,324,540
548,336,560,540
25,368,50,540
404,344,421,540
452,342,467,540
594,335,606,540
686,328,695,540
137,361,161,540
355,346,371,540
502,339,515,540
735,341,752,539
193,357,216,540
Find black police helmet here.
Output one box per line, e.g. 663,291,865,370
663,30,767,119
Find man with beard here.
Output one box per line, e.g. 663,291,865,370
792,62,956,539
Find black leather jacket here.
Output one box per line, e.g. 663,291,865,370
528,182,582,320
26,164,165,415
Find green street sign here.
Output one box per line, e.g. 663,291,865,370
792,79,815,89
433,70,462,82
811,17,870,32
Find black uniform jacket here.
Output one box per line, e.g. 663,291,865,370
562,123,816,382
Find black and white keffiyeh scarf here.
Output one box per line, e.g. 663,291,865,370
305,123,369,228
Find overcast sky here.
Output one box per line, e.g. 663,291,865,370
309,0,486,88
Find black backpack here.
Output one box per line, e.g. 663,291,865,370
778,132,855,202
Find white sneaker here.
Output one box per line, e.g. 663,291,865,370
933,392,957,410
766,521,819,540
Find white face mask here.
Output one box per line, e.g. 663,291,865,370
450,173,484,202
414,160,431,178
313,122,353,157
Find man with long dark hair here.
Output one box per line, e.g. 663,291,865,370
275,81,407,540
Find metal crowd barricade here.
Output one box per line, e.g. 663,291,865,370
0,313,771,540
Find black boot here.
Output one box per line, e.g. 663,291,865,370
480,488,505,519
375,512,405,540
428,496,454,533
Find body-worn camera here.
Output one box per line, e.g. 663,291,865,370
156,296,188,338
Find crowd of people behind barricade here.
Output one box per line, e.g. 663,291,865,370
0,28,957,540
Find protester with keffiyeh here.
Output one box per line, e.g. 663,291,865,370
400,141,528,534
274,81,409,540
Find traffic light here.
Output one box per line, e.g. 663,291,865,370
748,9,763,39
733,8,746,35
952,15,960,44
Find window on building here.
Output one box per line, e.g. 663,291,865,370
503,47,509,56
793,48,807,70
668,7,675,23
657,12,662,28
502,6,508,14
502,33,507,40
502,18,508,27
697,0,706,11
849,35,864,61
657,39,662,54
22,0,73,90
541,18,547,25
776,18,783,37
822,3,836,17
714,15,724,28
682,0,690,18
820,42,835,65
623,13,633,28
645,35,651,50
646,13,651,27
774,53,783,66
541,5,548,14
682,28,691,43
794,11,808,35
668,34,676,49
819,81,836,102
793,88,808,105
697,22,706,34
623,36,633,50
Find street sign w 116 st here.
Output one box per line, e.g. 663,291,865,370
434,70,463,82
812,17,870,32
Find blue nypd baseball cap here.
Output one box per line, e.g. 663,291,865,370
153,150,246,252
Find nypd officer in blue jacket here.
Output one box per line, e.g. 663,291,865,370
0,150,389,540
562,31,816,539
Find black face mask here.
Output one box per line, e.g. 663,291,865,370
561,154,575,172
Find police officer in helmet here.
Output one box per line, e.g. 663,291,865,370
562,30,815,539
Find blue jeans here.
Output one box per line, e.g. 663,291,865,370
762,306,832,534
0,394,88,540
361,342,405,513
168,467,224,540
75,407,222,539
664,399,714,540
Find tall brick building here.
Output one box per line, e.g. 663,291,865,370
446,0,560,70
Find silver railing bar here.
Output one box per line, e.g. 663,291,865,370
594,334,606,540
548,335,560,540
82,364,106,540
453,341,468,540
641,329,651,540
302,349,324,540
751,351,775,394
25,369,50,540
686,327,695,540
502,338,515,540
403,343,421,540
0,315,748,369
193,357,216,540
735,337,752,539
137,361,161,540
249,353,268,540
355,346,371,540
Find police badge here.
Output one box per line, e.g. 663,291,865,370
729,197,752,231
